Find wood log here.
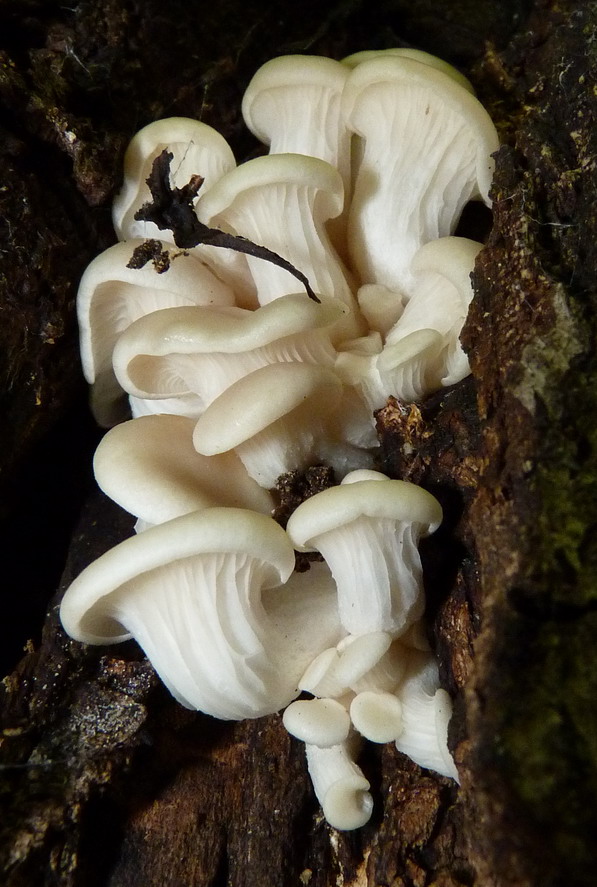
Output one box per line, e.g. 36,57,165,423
1,1,596,884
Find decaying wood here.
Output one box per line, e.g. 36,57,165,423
1,1,596,885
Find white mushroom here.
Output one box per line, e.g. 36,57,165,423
242,54,351,186
282,697,350,748
196,153,364,340
286,469,443,636
349,691,403,743
335,327,444,410
341,55,498,294
337,236,482,408
113,117,236,242
93,414,274,529
299,631,394,698
241,54,352,254
60,508,342,720
384,236,482,387
111,293,345,412
305,734,373,830
394,649,459,781
76,239,235,426
192,362,369,489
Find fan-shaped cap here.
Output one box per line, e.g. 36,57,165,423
93,414,274,526
242,54,348,148
193,362,343,455
341,55,499,203
287,476,443,552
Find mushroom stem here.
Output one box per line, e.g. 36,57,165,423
305,734,373,830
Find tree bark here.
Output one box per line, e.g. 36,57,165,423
1,1,596,885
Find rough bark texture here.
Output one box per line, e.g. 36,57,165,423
1,1,596,885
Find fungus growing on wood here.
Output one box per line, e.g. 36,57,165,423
93,414,273,530
62,43,492,831
286,469,443,636
60,508,341,719
111,294,345,412
342,55,498,294
76,239,235,426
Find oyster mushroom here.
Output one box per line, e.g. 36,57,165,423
93,414,273,531
282,697,351,748
241,54,350,185
77,239,235,425
111,293,345,412
241,54,352,252
342,55,498,295
394,649,459,781
349,691,403,743
335,235,482,408
305,734,373,830
60,508,341,720
286,469,442,636
384,235,482,386
298,631,396,698
196,153,364,339
192,362,369,488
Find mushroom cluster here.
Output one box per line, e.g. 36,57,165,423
61,49,498,829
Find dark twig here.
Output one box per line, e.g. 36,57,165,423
133,150,320,302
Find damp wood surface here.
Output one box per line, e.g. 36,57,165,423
1,1,597,885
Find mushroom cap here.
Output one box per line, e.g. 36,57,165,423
93,414,274,524
242,54,348,147
286,477,443,552
341,48,475,95
197,152,345,226
77,240,235,384
341,55,499,203
282,697,351,748
113,293,345,400
299,631,393,697
350,691,403,743
192,362,343,455
113,295,344,407
408,235,483,296
113,117,236,240
60,508,294,645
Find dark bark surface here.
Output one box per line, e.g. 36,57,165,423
2,1,597,885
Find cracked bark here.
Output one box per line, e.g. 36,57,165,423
1,1,596,885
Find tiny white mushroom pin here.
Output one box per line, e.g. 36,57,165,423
286,469,443,636
305,734,373,830
298,631,395,698
282,697,351,748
